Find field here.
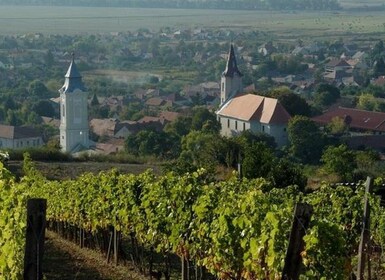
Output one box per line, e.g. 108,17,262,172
0,5,385,39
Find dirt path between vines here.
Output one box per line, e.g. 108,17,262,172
43,231,148,280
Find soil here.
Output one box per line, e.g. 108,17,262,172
43,231,148,280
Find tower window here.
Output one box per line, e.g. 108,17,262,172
227,119,230,128
243,123,246,131
235,121,238,130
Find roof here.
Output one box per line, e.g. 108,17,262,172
145,97,165,107
222,44,243,78
312,107,385,132
217,93,291,124
65,56,81,78
60,55,86,93
159,111,180,122
0,125,42,139
326,58,351,68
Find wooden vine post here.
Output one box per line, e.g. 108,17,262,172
281,202,313,280
357,177,373,280
23,198,47,280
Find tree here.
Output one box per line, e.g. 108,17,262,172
313,83,340,107
288,116,325,164
178,131,224,172
268,158,307,191
327,116,348,135
28,80,51,98
45,50,54,68
164,116,192,137
90,93,99,106
32,100,56,118
357,93,376,111
269,86,311,116
125,129,179,159
373,58,385,77
236,130,277,150
242,142,275,179
321,145,356,181
191,107,220,133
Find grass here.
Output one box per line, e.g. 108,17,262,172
0,5,385,38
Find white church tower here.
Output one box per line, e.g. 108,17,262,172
220,44,243,106
59,54,89,153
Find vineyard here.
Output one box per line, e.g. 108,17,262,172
1,155,385,279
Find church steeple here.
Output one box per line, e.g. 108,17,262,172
222,44,242,78
61,53,86,94
220,44,243,106
59,53,89,153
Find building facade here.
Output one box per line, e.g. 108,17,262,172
59,55,90,153
0,124,43,149
217,44,290,147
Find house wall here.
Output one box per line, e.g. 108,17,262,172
219,116,250,137
0,137,43,149
60,88,89,152
219,116,288,147
220,75,242,105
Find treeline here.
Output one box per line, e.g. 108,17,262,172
0,0,342,11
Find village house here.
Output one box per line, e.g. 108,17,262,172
0,124,43,149
313,107,385,151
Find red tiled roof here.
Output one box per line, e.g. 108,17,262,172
312,107,385,132
217,93,290,124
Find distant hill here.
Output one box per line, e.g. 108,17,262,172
0,0,342,11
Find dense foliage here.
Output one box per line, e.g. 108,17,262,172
2,155,385,279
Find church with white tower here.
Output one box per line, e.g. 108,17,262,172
59,55,90,153
220,44,243,106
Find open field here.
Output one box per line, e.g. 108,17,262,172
0,5,385,39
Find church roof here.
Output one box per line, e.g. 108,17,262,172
222,44,243,78
65,57,82,78
60,55,86,93
217,93,290,124
0,124,41,139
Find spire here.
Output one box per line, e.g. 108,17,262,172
65,52,82,78
61,53,86,93
222,44,242,78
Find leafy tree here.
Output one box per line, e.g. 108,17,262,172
242,141,275,179
373,58,385,77
321,145,356,181
28,80,51,98
269,86,311,116
313,83,340,107
268,158,307,191
125,129,179,159
357,93,376,111
327,116,348,135
32,100,56,118
177,131,223,172
236,130,277,150
164,115,192,137
191,107,220,133
288,116,325,164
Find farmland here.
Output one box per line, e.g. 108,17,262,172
0,5,385,38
